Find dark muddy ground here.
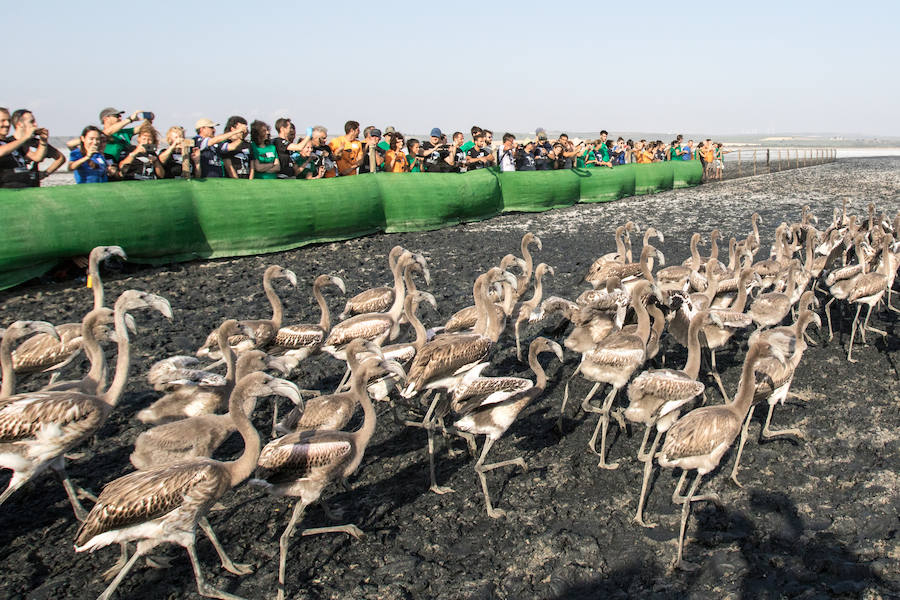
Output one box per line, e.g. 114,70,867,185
1,158,898,600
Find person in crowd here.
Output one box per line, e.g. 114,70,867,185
273,118,310,178
330,120,363,176
483,129,494,151
406,138,423,172
653,140,667,162
359,127,385,174
701,138,716,178
713,142,730,180
219,116,252,179
0,107,37,188
309,126,337,178
682,139,694,161
293,142,325,180
551,142,568,169
65,108,153,169
517,140,538,171
579,140,598,167
67,126,112,184
450,131,467,173
1,109,63,187
460,126,481,153
466,133,493,170
634,139,653,164
157,126,193,179
118,120,165,180
420,128,455,173
498,133,517,172
533,128,555,170
668,139,681,161
193,118,242,178
384,133,409,173
595,130,613,167
249,120,280,180
377,126,396,152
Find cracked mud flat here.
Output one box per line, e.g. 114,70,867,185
1,157,898,600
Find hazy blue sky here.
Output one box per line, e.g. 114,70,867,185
7,0,898,137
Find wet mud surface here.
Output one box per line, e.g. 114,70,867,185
1,158,899,599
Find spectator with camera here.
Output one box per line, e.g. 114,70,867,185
406,139,424,172
219,116,252,179
309,126,337,178
384,133,409,173
450,132,467,173
293,142,325,180
497,133,517,172
249,120,280,180
67,126,113,184
273,118,310,178
330,120,364,176
421,128,455,173
465,133,493,170
359,127,385,174
460,126,481,153
158,126,193,179
532,128,555,170
67,108,153,167
118,121,165,180
193,118,243,178
0,108,64,187
517,141,538,171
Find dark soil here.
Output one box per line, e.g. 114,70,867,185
1,157,898,600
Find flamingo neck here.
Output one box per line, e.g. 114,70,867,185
80,313,107,393
88,251,105,310
346,372,377,477
226,380,262,488
219,327,237,385
529,347,548,390
732,345,764,417
0,331,18,398
684,312,704,380
313,280,331,333
101,305,132,408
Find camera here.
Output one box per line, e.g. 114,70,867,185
182,138,195,148
143,144,156,154
138,112,154,121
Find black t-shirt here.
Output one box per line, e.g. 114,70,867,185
421,141,452,173
312,143,336,175
0,136,36,187
159,146,191,179
119,145,158,180
466,145,491,170
358,143,386,174
221,140,252,178
533,141,553,170
272,137,296,178
454,145,468,173
194,135,224,178
516,150,537,171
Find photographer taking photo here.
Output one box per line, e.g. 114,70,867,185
421,127,455,173
67,126,112,184
118,121,165,180
158,126,194,179
1,108,64,187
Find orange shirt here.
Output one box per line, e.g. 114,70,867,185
703,146,715,162
329,136,363,176
636,149,653,164
384,150,409,173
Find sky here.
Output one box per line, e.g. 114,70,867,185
6,0,899,138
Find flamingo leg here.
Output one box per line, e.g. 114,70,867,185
847,304,862,363
96,544,147,600
730,405,756,487
673,473,704,571
52,458,92,521
761,400,804,440
198,517,252,576
634,429,663,528
557,363,583,432
862,304,887,337
590,386,621,469
278,501,308,600
185,538,245,600
824,297,836,341
708,349,730,403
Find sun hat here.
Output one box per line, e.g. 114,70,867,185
99,107,123,120
194,118,218,129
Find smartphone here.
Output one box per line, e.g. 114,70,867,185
138,112,154,120
182,138,195,148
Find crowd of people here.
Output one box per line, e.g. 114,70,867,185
0,106,730,187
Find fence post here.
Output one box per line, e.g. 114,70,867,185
737,150,742,177
796,149,799,169
766,149,770,168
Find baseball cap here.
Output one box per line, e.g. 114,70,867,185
370,129,382,138
430,127,442,137
384,126,396,135
195,118,218,130
535,127,548,140
99,107,123,120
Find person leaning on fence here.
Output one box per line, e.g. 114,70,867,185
67,126,112,184
421,128,454,173
249,120,280,180
451,131,467,173
118,120,165,180
272,118,308,178
466,133,492,170
1,108,62,187
65,108,150,167
406,138,424,172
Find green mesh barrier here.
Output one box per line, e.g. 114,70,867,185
0,161,702,290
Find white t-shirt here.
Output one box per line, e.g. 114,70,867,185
499,147,516,172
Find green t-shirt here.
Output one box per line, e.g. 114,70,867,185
252,142,279,179
407,155,420,173
460,141,475,153
668,146,679,161
377,140,390,152
580,148,596,167
103,127,134,160
598,143,611,163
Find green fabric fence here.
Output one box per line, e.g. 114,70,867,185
0,161,702,290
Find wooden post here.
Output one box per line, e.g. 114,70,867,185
737,149,742,177
796,149,800,169
753,150,757,175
